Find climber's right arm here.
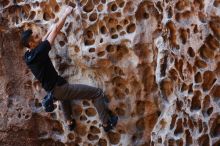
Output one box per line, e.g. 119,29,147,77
42,24,54,41
46,6,73,45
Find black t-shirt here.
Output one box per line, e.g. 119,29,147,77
23,40,67,92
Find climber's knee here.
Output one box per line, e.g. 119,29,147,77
92,88,105,99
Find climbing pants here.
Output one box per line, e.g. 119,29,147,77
51,83,110,124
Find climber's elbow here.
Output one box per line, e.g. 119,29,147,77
47,26,59,45
54,25,60,33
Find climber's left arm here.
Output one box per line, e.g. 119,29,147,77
46,6,73,45
42,24,54,41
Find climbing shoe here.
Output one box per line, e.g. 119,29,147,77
67,119,76,131
102,111,118,132
42,92,55,112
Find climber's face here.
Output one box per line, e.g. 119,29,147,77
28,32,41,49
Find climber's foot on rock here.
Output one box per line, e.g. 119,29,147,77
102,110,118,132
67,119,76,131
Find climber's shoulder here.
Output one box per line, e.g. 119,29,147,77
24,40,51,64
38,40,51,52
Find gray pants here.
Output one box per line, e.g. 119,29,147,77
51,83,110,124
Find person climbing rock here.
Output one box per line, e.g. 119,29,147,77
21,6,118,132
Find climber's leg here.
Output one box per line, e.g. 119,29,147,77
52,83,112,125
53,83,103,100
51,84,77,130
60,99,72,122
57,99,75,130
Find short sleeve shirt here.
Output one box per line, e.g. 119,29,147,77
23,40,67,92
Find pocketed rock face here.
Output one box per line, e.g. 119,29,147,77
0,0,219,146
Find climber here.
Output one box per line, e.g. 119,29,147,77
21,6,118,132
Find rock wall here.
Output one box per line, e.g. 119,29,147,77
0,0,219,146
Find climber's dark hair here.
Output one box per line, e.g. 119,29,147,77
21,29,33,48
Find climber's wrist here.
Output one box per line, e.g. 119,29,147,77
64,6,73,16
61,13,68,19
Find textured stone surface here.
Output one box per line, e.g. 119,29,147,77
0,0,220,145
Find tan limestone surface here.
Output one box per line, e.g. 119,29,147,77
0,0,219,146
